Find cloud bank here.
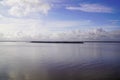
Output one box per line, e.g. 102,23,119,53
48,28,120,41
0,15,119,41
66,3,113,13
0,0,51,17
0,13,119,41
0,27,120,41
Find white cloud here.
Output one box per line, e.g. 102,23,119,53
0,15,93,40
66,3,113,13
0,0,51,17
0,15,119,41
0,15,51,40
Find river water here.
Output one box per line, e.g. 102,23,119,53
0,42,120,80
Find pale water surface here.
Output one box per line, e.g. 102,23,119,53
0,42,120,80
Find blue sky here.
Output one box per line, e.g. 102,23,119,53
0,0,120,40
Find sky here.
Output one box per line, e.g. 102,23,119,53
0,0,120,41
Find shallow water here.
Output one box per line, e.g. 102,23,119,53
0,42,120,80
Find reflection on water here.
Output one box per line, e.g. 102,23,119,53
0,42,120,80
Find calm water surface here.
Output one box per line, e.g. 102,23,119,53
0,42,120,80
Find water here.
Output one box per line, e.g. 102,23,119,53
0,42,120,80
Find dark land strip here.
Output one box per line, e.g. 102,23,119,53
0,41,120,44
